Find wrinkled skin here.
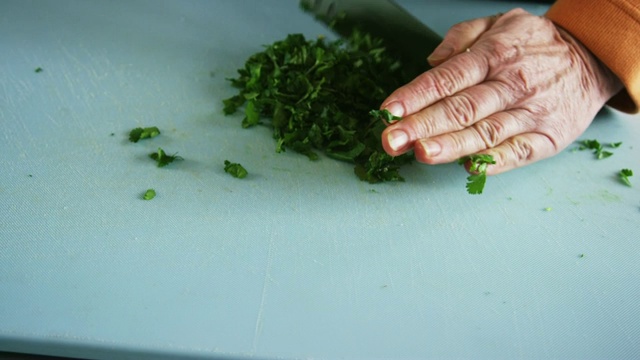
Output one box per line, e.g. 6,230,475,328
380,8,623,175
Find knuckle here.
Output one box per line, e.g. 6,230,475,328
428,67,462,98
486,42,519,68
442,93,479,128
472,119,504,148
449,20,477,36
505,136,535,162
409,112,437,138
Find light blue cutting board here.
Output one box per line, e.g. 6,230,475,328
1,1,639,359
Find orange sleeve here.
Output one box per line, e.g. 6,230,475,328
546,0,640,113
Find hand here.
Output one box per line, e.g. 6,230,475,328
379,8,623,175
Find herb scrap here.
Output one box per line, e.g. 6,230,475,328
458,154,496,195
619,168,633,187
369,109,402,124
149,147,182,167
129,126,161,143
577,139,621,159
222,32,413,183
35,67,43,73
224,160,248,179
143,189,156,200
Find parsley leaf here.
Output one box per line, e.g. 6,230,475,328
369,109,402,124
458,154,496,194
619,168,633,187
223,31,414,183
129,126,161,143
149,147,182,167
577,139,620,159
224,160,248,178
142,189,156,200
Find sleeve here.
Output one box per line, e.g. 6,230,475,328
546,0,640,114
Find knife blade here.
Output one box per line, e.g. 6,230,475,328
300,0,443,78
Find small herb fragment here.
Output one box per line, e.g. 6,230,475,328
224,160,248,179
369,109,402,124
35,67,43,73
149,147,182,167
143,189,156,200
129,126,161,143
619,168,633,187
458,154,496,195
577,139,621,159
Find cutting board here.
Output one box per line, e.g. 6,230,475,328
1,1,639,359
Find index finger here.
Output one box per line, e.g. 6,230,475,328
381,50,490,117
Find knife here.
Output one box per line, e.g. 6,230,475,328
300,0,443,78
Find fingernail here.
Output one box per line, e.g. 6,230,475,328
419,139,442,157
384,101,405,118
427,45,454,62
388,129,409,151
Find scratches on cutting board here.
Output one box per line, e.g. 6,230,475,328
252,233,275,353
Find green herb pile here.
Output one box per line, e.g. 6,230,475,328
223,32,414,183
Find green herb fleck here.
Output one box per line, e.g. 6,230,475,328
149,147,182,167
129,126,161,143
458,154,496,194
369,109,402,124
576,139,620,159
619,168,633,187
578,253,585,258
222,31,413,184
143,189,156,200
544,207,552,212
224,160,248,178
35,67,43,73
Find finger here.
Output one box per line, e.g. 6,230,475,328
484,133,557,175
413,110,534,164
381,49,489,119
427,13,502,66
381,80,513,155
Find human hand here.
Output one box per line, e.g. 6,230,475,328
379,8,623,175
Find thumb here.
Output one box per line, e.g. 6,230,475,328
427,13,502,66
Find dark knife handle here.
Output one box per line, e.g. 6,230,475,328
301,0,443,78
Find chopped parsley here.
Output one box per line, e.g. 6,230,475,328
619,168,633,187
142,189,156,200
149,147,182,167
223,31,413,183
35,67,43,73
369,109,402,124
129,126,161,143
458,154,496,194
224,160,248,178
577,139,621,159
